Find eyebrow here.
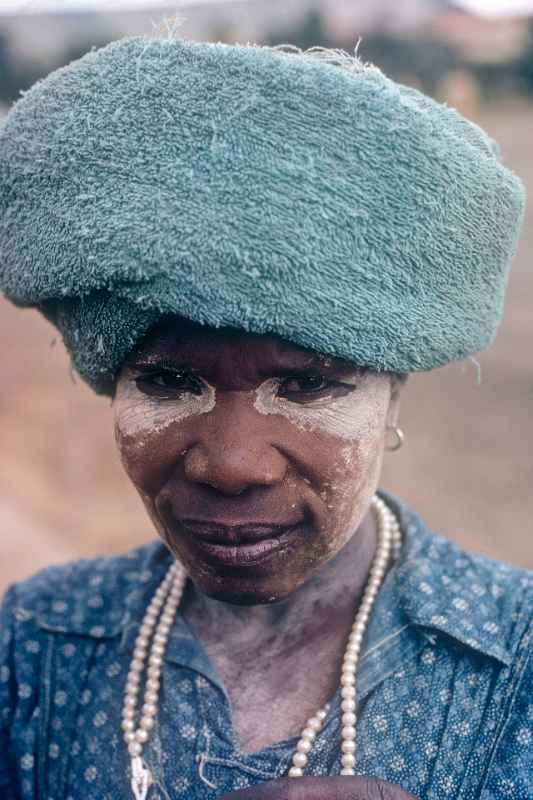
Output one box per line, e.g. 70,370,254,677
124,353,368,378
124,357,197,372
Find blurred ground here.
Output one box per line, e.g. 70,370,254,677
1,101,532,594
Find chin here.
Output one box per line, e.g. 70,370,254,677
186,568,302,606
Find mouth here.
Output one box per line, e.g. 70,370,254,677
177,519,305,567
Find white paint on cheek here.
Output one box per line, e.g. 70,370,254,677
253,377,385,441
114,378,216,438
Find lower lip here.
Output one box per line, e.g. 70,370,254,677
184,527,301,567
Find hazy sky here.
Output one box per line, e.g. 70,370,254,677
0,0,230,14
455,0,533,14
1,0,532,16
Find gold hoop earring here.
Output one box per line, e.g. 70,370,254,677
385,425,405,451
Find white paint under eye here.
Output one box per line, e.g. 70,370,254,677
253,377,384,441
114,376,216,438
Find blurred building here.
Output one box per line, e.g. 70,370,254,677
0,0,442,68
0,0,532,106
430,6,529,62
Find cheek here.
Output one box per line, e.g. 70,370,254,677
307,400,389,547
114,424,168,494
324,437,383,521
112,380,216,491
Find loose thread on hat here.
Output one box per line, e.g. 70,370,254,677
151,13,187,41
244,40,382,78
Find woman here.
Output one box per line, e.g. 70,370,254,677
0,36,531,800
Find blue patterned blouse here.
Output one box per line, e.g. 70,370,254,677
1,490,532,800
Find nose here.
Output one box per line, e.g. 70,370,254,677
183,395,288,496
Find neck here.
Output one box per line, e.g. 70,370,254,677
181,506,378,656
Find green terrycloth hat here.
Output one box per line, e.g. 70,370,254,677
0,36,525,394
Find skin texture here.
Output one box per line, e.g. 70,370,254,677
113,317,415,800
218,776,418,799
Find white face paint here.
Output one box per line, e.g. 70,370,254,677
253,376,386,441
114,375,216,439
114,365,389,446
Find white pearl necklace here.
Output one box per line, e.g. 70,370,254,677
122,494,401,799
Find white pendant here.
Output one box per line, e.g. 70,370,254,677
131,756,152,800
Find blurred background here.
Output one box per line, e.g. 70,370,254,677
1,0,532,593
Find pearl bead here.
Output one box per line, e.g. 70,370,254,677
341,685,356,700
288,767,303,778
292,752,308,768
342,740,356,754
148,655,163,667
128,741,142,757
341,699,356,713
124,731,136,743
316,709,327,721
144,690,158,704
140,716,155,731
142,703,157,717
342,725,356,740
301,728,317,741
341,753,356,768
306,717,322,731
148,595,163,607
296,739,312,754
345,645,361,660
147,666,161,679
136,729,149,743
340,767,355,775
121,719,134,732
357,610,369,625
342,712,356,726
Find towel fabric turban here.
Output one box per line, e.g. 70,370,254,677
0,36,525,393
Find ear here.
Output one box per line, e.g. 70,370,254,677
386,373,408,428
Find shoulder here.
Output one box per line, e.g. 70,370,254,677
382,490,533,665
0,538,172,638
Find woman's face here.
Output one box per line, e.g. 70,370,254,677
113,319,404,605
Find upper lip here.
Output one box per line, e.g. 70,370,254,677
178,519,303,545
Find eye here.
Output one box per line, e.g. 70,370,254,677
277,373,333,399
134,368,204,398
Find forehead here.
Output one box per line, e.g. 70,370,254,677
126,317,361,377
